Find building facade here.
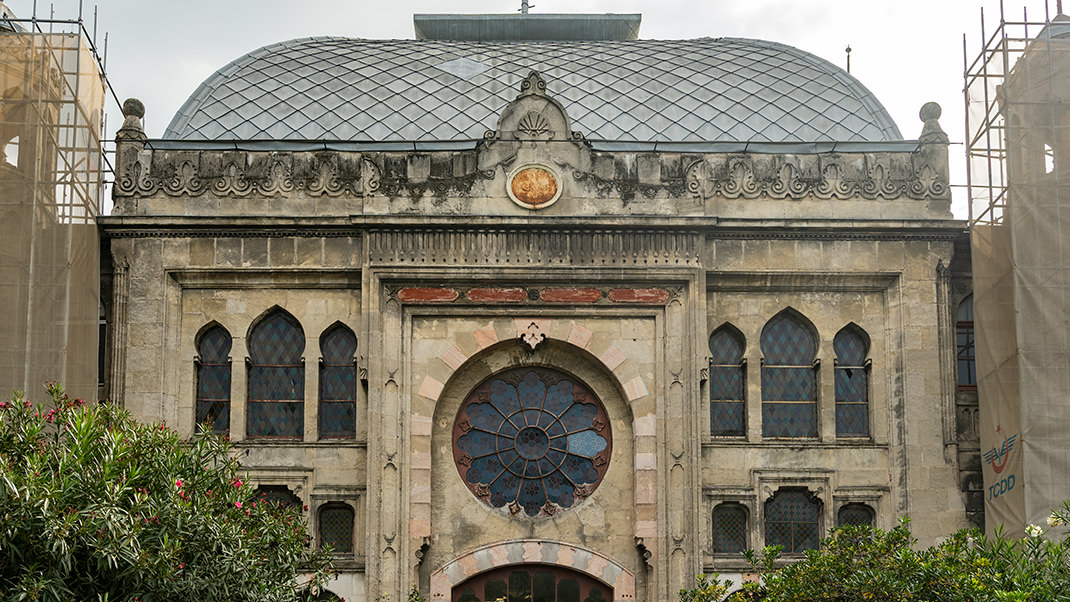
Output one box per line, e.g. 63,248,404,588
100,14,975,602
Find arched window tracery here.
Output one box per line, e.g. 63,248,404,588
712,502,748,555
195,323,231,434
834,324,870,438
765,489,821,553
709,324,746,437
319,322,357,439
760,310,818,438
247,308,305,438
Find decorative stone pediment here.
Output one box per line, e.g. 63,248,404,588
484,71,583,143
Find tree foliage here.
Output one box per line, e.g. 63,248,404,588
686,518,1070,602
0,385,334,602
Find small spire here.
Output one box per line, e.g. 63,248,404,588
845,45,852,73
116,98,146,142
520,0,533,14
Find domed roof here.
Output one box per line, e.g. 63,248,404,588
164,36,902,145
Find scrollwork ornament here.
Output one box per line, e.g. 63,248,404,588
306,158,345,197
115,160,159,197
361,157,382,195
256,159,295,196
212,162,252,196
164,161,205,196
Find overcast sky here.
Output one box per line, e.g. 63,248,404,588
7,0,1063,218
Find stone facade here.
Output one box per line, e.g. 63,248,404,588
101,72,972,602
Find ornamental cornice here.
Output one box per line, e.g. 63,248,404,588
111,147,949,204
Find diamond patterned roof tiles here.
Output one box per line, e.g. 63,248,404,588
164,37,902,143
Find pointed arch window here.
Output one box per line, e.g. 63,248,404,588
247,309,304,439
834,325,870,438
319,323,357,439
957,295,976,390
195,324,231,434
712,502,748,555
709,325,746,437
765,489,821,553
760,311,818,438
319,503,354,554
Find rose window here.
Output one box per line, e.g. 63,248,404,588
453,368,612,517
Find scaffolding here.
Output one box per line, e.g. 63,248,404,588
0,10,108,400
965,1,1070,535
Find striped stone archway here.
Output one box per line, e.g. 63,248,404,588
430,540,635,602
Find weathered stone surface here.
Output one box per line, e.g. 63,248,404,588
540,288,603,303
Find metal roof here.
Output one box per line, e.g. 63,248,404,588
164,37,903,144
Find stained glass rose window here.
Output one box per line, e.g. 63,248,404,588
453,368,612,517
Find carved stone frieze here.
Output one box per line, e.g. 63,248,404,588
367,228,702,266
114,151,366,199
684,152,950,201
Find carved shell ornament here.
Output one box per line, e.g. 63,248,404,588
507,164,562,210
517,111,551,138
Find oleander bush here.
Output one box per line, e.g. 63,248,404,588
684,515,1070,602
0,384,334,602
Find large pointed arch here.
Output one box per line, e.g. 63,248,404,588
834,323,871,437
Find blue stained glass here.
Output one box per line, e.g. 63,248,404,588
709,326,744,364
560,454,598,484
762,402,817,438
320,367,355,400
518,479,546,516
835,369,867,402
567,430,608,457
543,381,573,414
838,503,874,526
320,323,356,362
559,404,597,432
248,310,304,363
760,313,816,364
249,365,304,401
467,456,504,484
762,367,815,401
710,366,743,401
523,461,542,478
517,372,546,408
319,401,355,438
833,328,867,364
458,430,498,456
710,401,744,437
454,368,611,517
836,404,869,437
523,409,541,426
490,380,522,415
196,401,230,434
248,401,303,438
196,325,231,434
468,403,503,430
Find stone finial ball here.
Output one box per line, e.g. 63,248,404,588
920,102,941,122
122,98,145,119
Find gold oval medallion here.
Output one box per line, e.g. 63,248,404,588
509,166,560,209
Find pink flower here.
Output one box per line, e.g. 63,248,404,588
175,479,183,488
235,501,242,508
231,479,242,488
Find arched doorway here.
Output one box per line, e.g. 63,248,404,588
452,565,611,602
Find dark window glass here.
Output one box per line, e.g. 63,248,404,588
957,295,976,389
454,368,612,517
838,503,875,527
196,324,231,434
98,304,106,387
451,565,610,602
709,326,746,437
761,312,818,438
765,489,821,553
247,309,304,438
712,503,748,554
254,485,302,508
319,323,357,438
319,503,354,554
834,325,870,437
